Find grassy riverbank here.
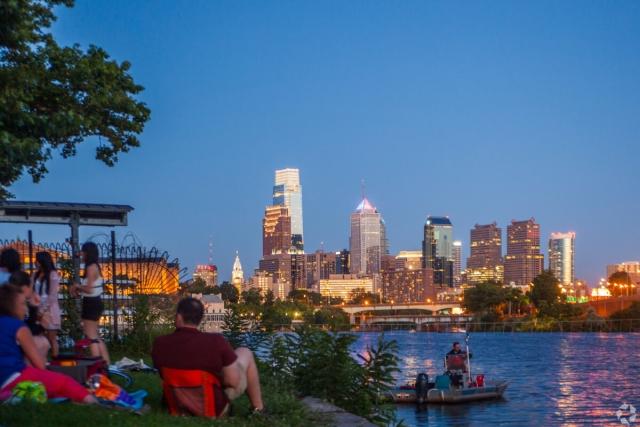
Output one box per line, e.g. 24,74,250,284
0,369,321,427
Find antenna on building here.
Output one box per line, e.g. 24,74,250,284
361,178,366,200
208,235,213,264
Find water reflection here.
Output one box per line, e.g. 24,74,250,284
350,332,640,426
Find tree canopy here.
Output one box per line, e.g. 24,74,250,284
0,0,150,198
529,271,561,309
607,271,637,296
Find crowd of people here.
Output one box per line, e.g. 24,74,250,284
0,245,263,415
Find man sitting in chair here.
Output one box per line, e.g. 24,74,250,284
152,297,264,415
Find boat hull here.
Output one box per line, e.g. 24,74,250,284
387,381,508,404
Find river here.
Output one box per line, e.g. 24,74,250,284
351,331,640,426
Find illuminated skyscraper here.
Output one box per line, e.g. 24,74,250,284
193,264,218,287
504,218,543,286
349,197,385,275
466,223,504,284
452,240,462,286
422,216,454,287
262,206,291,256
548,232,575,285
273,168,304,251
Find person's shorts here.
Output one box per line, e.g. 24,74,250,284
81,296,103,321
224,360,247,401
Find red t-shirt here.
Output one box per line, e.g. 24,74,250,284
152,327,238,410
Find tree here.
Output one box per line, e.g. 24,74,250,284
264,290,275,306
288,289,323,305
0,0,151,199
348,288,381,305
188,277,215,294
241,288,262,306
462,281,507,317
218,281,239,304
529,271,561,309
608,271,637,297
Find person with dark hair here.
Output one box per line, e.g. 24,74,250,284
10,272,50,360
32,251,62,357
70,242,110,364
0,283,97,404
152,297,264,415
0,248,22,284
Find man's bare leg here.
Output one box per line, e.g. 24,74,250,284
235,347,264,410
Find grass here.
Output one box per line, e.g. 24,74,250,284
0,369,327,427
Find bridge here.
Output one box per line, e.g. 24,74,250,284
337,302,462,325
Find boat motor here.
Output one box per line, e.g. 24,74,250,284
415,373,429,403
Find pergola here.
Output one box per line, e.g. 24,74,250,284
0,201,133,281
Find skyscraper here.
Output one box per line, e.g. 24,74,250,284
262,205,292,256
422,216,454,287
549,232,575,285
273,168,304,251
349,197,385,275
466,223,504,284
193,264,218,287
504,218,543,286
452,240,462,286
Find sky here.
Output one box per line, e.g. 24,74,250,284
3,0,640,284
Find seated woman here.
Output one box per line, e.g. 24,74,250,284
0,280,96,404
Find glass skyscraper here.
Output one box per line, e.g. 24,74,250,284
422,216,454,287
349,198,385,275
273,168,304,251
548,232,575,285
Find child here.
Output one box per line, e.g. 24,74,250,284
0,279,96,404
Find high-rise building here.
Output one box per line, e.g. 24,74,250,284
193,264,218,287
231,252,244,293
273,168,304,251
548,232,576,285
262,206,291,256
304,251,338,289
336,249,350,274
381,251,433,303
349,198,385,275
504,218,544,286
466,223,504,284
452,241,462,286
258,254,292,286
422,216,454,287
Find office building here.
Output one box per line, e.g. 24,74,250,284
273,168,304,251
504,218,544,286
318,274,374,301
422,216,454,287
349,197,385,275
192,264,218,288
548,232,576,285
606,262,640,285
466,223,504,284
452,240,462,286
262,206,292,256
381,251,433,303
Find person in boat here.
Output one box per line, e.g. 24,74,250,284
447,342,471,357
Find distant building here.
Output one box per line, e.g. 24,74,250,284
193,264,218,288
249,270,290,300
606,262,640,285
349,197,385,275
466,223,504,284
262,205,292,256
259,253,292,287
191,293,225,332
231,252,244,293
304,251,337,289
548,232,576,285
318,274,374,301
273,168,304,251
422,216,454,287
336,249,350,274
452,241,462,286
381,251,433,303
504,218,543,286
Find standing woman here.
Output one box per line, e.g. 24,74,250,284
33,252,62,358
72,242,110,364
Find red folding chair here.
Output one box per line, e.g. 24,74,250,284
161,368,227,418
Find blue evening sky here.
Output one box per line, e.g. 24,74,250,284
4,1,639,284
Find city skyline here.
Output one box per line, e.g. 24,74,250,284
2,1,639,285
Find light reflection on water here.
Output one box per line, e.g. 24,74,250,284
351,332,640,426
